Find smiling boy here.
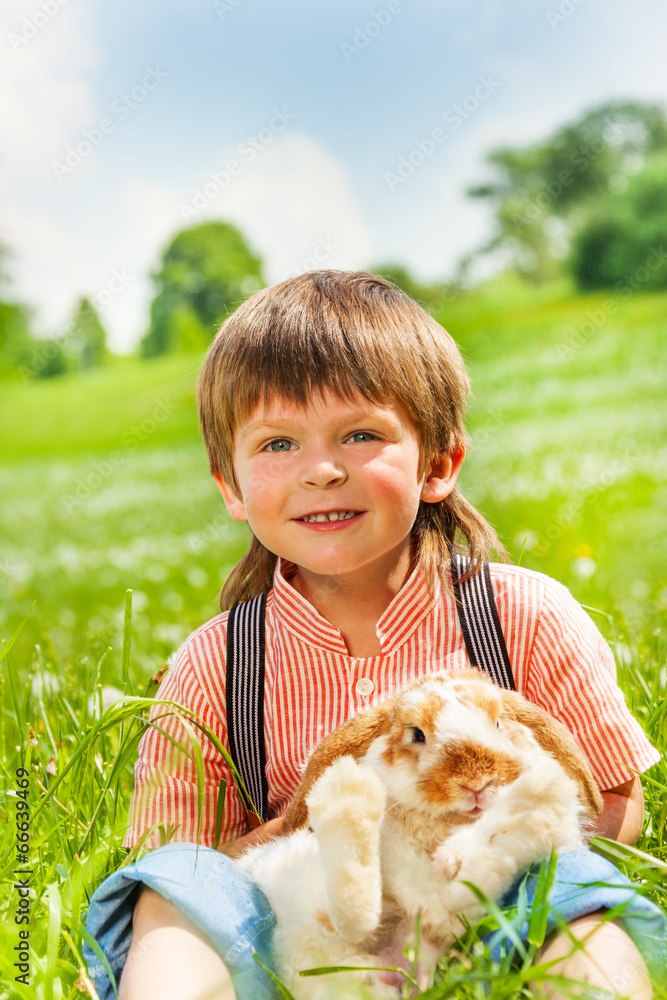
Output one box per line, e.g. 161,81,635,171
216,390,463,659
85,271,663,1000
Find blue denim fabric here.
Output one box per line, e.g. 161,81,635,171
83,843,277,1000
483,849,666,979
84,844,665,1000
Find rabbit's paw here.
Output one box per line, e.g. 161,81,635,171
432,841,463,881
307,757,385,944
307,755,385,829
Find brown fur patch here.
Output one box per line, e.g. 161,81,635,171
283,699,394,832
423,741,523,806
315,910,334,932
499,690,603,816
457,685,503,724
379,696,446,769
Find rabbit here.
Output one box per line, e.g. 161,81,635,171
236,668,603,999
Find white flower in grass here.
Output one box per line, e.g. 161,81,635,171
87,685,124,718
571,556,597,579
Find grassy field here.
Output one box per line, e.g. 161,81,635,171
0,276,665,997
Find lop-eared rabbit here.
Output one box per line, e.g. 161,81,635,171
237,668,603,999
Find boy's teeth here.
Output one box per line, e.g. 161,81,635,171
302,510,356,523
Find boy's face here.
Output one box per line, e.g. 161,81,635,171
215,389,463,586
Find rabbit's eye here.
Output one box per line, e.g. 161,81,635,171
411,727,426,744
496,719,502,729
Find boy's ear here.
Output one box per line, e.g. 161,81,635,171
213,472,248,522
420,445,465,504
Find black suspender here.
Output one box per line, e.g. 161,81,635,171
226,593,269,826
450,554,516,691
226,559,514,824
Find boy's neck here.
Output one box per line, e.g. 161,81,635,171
288,544,416,658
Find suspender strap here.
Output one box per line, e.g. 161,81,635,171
451,554,515,691
226,593,269,827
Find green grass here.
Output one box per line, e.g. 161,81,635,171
0,277,665,997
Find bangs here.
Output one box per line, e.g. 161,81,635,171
198,270,470,485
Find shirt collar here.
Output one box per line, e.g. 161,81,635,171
271,556,439,656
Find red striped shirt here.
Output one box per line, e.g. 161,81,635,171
124,559,660,849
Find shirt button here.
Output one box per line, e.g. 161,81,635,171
355,677,375,696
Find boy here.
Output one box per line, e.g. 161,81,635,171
86,271,664,1000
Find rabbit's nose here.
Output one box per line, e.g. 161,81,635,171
460,778,494,794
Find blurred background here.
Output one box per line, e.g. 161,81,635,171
1,0,666,689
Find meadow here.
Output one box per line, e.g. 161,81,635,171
0,276,665,998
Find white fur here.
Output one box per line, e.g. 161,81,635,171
237,683,589,1000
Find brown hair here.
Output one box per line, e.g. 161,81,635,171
197,270,505,609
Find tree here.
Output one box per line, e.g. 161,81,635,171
70,297,108,370
0,300,34,379
465,100,667,282
0,244,35,380
571,151,667,290
141,222,264,357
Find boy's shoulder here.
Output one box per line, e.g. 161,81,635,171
486,560,571,599
173,609,231,672
484,561,585,628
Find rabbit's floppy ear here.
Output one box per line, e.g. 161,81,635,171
500,690,603,817
283,698,394,833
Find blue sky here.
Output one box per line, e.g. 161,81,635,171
2,0,667,350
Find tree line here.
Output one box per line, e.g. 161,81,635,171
2,98,666,379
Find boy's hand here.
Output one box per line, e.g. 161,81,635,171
218,816,285,858
589,776,644,845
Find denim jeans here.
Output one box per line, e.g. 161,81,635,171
84,845,665,1000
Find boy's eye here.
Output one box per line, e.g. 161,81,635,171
265,439,294,452
348,431,377,443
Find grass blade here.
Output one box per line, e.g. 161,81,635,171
214,778,227,849
44,882,63,1000
120,590,133,693
252,950,298,999
527,849,558,947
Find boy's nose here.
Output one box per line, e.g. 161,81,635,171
299,442,347,490
300,455,347,489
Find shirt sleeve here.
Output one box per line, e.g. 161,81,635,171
523,576,661,790
123,621,248,850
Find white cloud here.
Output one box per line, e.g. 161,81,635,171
4,130,375,351
0,2,99,191
186,132,375,285
0,0,101,333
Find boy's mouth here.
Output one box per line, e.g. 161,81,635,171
294,510,363,524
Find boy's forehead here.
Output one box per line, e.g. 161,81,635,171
238,388,409,433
